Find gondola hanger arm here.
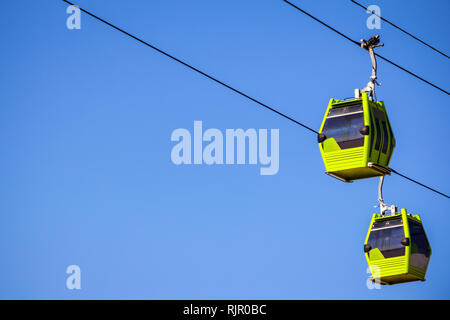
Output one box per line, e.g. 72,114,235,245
375,176,397,216
359,35,384,100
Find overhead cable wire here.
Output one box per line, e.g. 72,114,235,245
390,168,449,199
60,1,448,199
282,0,449,95
351,0,449,59
62,0,318,134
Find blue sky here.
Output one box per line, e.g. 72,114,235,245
0,0,449,299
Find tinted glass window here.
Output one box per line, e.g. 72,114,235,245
386,121,395,161
409,220,431,270
381,121,389,154
367,218,405,258
322,104,364,149
369,112,375,157
372,108,382,151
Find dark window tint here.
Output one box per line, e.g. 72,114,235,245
322,104,364,149
386,121,395,161
381,121,389,154
409,220,431,270
373,117,382,151
369,110,375,158
372,107,388,154
367,218,405,258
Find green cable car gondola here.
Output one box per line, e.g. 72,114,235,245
317,36,395,182
317,92,395,182
364,208,432,285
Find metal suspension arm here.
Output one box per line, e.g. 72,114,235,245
376,176,397,216
378,175,385,204
361,35,384,100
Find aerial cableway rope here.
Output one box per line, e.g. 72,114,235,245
61,0,449,199
350,0,449,59
282,0,449,95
